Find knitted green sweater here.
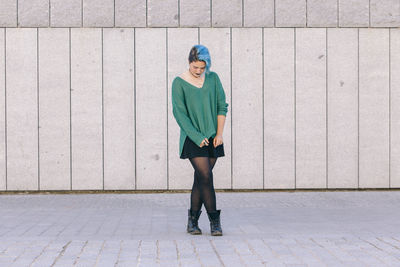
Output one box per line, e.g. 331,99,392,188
171,71,229,157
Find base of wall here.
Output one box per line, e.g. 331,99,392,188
0,188,400,195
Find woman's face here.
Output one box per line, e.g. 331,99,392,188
189,60,206,78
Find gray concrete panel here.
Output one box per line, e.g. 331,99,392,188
6,29,38,190
327,28,358,188
296,28,326,188
167,28,197,190
276,0,306,27
307,0,337,27
339,0,369,27
244,0,274,27
391,29,400,188
147,0,178,27
103,28,135,190
18,0,49,27
70,29,103,190
212,0,242,27
83,0,114,27
180,0,210,27
370,0,400,27
136,28,167,189
359,29,390,188
264,28,295,189
200,28,232,190
0,29,4,190
50,0,81,27
115,0,146,27
232,28,263,189
0,0,17,27
38,28,70,190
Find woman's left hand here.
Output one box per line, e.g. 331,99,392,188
213,134,223,147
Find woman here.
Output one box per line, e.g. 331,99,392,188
171,45,228,236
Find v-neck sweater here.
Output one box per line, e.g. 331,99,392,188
171,71,229,157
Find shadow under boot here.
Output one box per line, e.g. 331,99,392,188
187,209,202,235
207,210,223,236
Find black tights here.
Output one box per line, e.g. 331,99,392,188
189,157,217,213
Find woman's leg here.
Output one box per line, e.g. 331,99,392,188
190,157,217,211
190,172,202,211
189,157,218,213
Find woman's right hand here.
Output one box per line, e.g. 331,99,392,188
199,138,209,147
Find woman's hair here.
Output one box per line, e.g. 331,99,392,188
188,45,211,74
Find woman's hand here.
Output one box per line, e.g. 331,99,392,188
199,138,209,147
213,134,223,147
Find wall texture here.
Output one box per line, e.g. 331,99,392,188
1,0,400,28
0,1,399,191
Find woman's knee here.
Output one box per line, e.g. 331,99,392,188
197,169,213,185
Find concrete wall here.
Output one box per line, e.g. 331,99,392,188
1,0,400,27
0,1,399,191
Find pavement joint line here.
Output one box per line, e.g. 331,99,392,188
209,239,225,267
336,237,377,265
307,237,338,264
10,241,29,265
0,241,16,255
173,239,180,266
293,238,326,265
29,239,53,266
229,238,247,265
156,239,160,264
243,239,260,260
392,236,400,243
18,216,38,238
94,240,106,266
136,239,142,266
377,237,400,250
356,237,384,252
38,222,55,237
114,240,123,266
344,236,395,265
190,239,202,266
261,238,280,259
282,238,306,265
73,240,88,266
75,216,91,237
50,240,71,267
359,245,390,266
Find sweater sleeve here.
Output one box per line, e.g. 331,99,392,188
214,73,229,116
172,79,207,147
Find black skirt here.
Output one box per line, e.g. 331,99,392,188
180,136,225,159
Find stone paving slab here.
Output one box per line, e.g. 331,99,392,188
0,191,400,266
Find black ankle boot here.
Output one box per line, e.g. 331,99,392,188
187,209,202,235
207,210,223,236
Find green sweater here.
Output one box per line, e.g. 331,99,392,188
171,71,229,157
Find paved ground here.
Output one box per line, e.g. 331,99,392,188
0,191,400,266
